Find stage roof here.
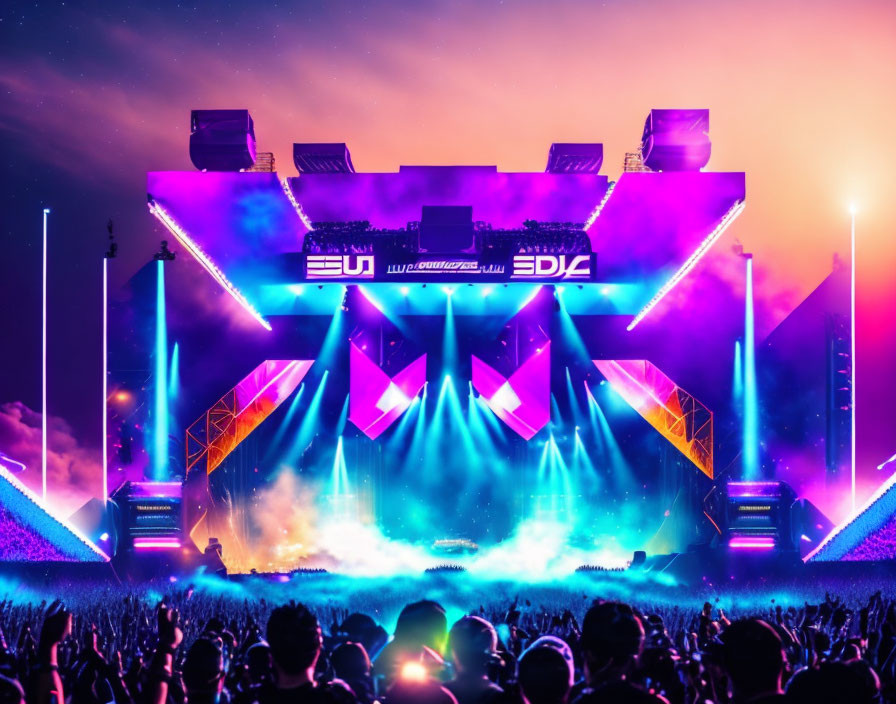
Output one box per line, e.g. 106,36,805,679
146,163,745,322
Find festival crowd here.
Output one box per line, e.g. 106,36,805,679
0,585,892,704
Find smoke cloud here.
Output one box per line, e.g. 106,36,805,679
0,401,99,518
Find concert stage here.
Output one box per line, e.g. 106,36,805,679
0,108,881,582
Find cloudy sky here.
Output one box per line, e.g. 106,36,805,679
1,0,894,511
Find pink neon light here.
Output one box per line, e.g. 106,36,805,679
133,539,182,550
349,344,426,439
472,342,551,440
728,538,775,549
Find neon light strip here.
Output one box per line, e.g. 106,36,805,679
148,200,272,331
878,451,896,471
583,180,616,231
0,464,109,560
280,178,314,232
729,539,775,550
42,208,49,501
133,539,182,550
626,200,745,331
102,257,108,504
0,455,26,473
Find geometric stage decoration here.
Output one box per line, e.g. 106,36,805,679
472,342,551,441
349,343,426,440
186,359,314,477
594,359,713,478
183,359,313,551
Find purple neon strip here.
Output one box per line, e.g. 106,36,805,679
728,481,783,498
281,178,314,232
134,539,182,550
128,482,183,499
626,199,745,331
148,200,272,331
728,537,775,549
583,180,616,231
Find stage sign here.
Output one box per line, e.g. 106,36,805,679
511,254,591,280
306,254,375,279
302,253,595,282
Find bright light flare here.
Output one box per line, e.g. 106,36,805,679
399,661,429,683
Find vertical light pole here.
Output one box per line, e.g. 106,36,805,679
743,253,759,479
850,203,857,513
102,256,108,504
42,208,50,502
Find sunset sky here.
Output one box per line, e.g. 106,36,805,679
1,0,894,509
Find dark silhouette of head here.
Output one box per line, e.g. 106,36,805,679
720,619,784,699
245,641,273,687
182,636,225,699
517,636,574,704
448,616,497,676
0,676,24,704
787,660,875,704
266,602,323,676
340,612,388,657
332,641,372,681
393,600,448,654
580,601,645,683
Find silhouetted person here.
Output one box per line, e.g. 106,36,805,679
183,636,227,704
444,616,503,704
260,602,356,704
330,642,375,704
571,601,644,700
787,661,877,704
517,636,574,704
374,601,448,686
720,619,786,703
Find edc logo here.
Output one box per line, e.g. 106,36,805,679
511,254,591,279
306,255,375,279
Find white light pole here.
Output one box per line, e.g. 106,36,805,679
42,208,50,503
850,203,857,513
102,256,108,505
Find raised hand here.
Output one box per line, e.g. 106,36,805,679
39,600,72,651
156,603,183,652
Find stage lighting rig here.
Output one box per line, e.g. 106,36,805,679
154,239,176,261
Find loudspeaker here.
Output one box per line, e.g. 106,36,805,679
641,109,711,172
189,109,256,172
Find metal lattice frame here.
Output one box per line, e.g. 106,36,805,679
594,359,713,478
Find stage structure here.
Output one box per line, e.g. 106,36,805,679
97,106,838,576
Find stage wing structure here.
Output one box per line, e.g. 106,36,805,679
594,359,713,479
183,360,313,550
0,462,109,562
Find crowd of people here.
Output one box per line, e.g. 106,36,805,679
0,583,893,704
